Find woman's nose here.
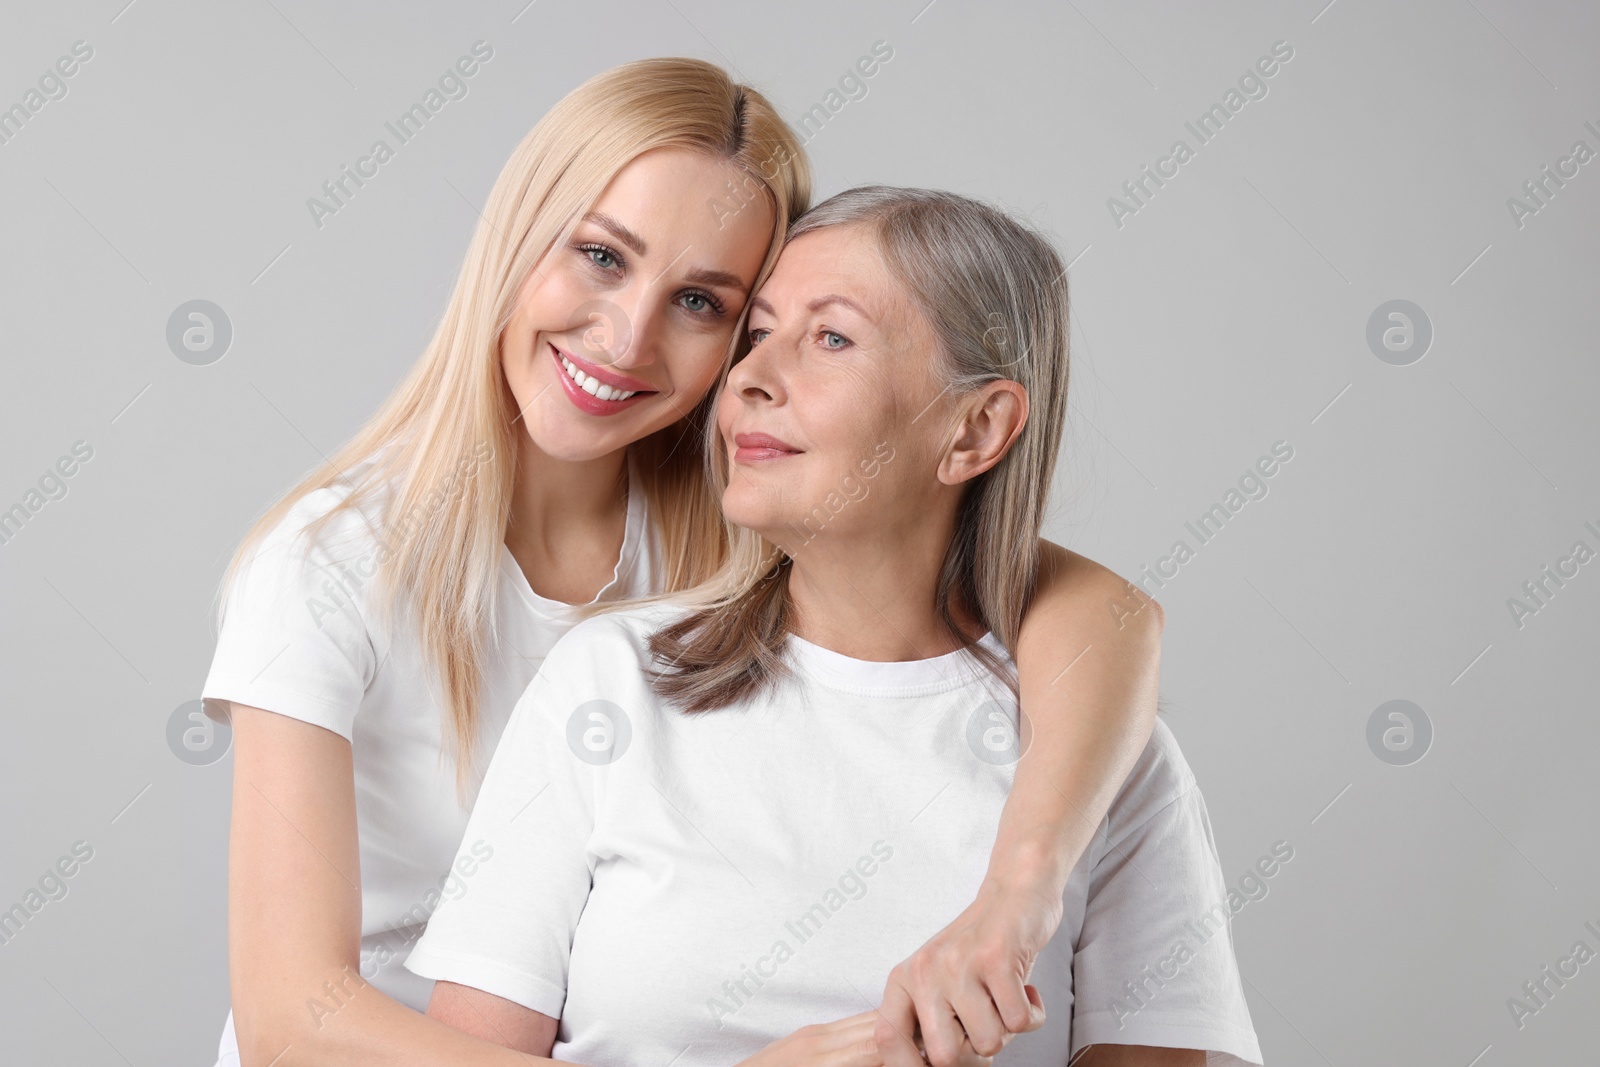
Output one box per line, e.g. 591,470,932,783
580,289,661,371
728,334,786,402
572,298,633,364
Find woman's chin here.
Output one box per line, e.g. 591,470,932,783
718,500,781,540
520,409,629,462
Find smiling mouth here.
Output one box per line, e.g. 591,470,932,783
551,343,656,402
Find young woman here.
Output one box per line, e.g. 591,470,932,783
203,61,1163,1067
406,187,1260,1066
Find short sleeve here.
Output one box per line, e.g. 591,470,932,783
201,491,379,742
1069,729,1263,1066
402,661,603,1018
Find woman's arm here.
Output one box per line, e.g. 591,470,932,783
430,979,897,1067
227,703,559,1067
427,982,558,1055
875,541,1164,1067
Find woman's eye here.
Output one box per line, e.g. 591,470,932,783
748,327,770,346
675,289,726,315
821,330,850,349
581,245,619,270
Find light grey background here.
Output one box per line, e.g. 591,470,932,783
2,0,1596,1063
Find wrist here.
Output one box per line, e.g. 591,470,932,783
981,834,1073,902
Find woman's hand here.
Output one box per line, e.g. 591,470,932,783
737,1011,888,1067
873,879,1057,1067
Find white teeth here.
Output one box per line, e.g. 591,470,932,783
559,354,635,401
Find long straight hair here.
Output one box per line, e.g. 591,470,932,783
628,186,1072,713
215,58,811,795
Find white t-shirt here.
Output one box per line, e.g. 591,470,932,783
201,448,658,1063
405,601,1263,1067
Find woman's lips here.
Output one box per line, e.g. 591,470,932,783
553,342,656,393
549,343,654,417
733,431,803,463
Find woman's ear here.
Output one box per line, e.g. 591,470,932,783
937,380,1029,486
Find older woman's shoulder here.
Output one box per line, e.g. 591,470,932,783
1099,718,1202,847
537,600,695,680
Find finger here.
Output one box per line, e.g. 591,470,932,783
985,967,1037,1035
826,1017,890,1067
1024,984,1046,1029
914,992,969,1067
946,1032,995,1067
946,979,1008,1058
875,982,928,1067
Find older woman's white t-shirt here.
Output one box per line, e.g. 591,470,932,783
200,449,657,1061
404,601,1263,1067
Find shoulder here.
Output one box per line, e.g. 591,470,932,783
218,464,397,637
1027,539,1165,637
1100,718,1199,849
264,471,388,561
536,600,693,683
514,602,690,746
235,462,396,592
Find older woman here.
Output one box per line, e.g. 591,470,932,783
404,187,1262,1067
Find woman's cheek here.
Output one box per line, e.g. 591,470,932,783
539,278,582,322
700,342,736,396
529,266,590,321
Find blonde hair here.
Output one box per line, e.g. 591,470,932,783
636,186,1071,713
216,58,811,795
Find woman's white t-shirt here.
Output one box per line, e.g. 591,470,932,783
201,449,658,1062
404,601,1264,1067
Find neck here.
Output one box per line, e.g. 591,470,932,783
777,508,982,662
506,431,629,552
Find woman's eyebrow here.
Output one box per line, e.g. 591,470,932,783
807,294,869,317
684,266,747,292
582,212,647,255
748,293,870,318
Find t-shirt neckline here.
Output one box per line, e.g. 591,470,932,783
783,628,1006,694
499,449,646,618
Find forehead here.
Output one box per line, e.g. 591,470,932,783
757,225,902,315
588,146,775,281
